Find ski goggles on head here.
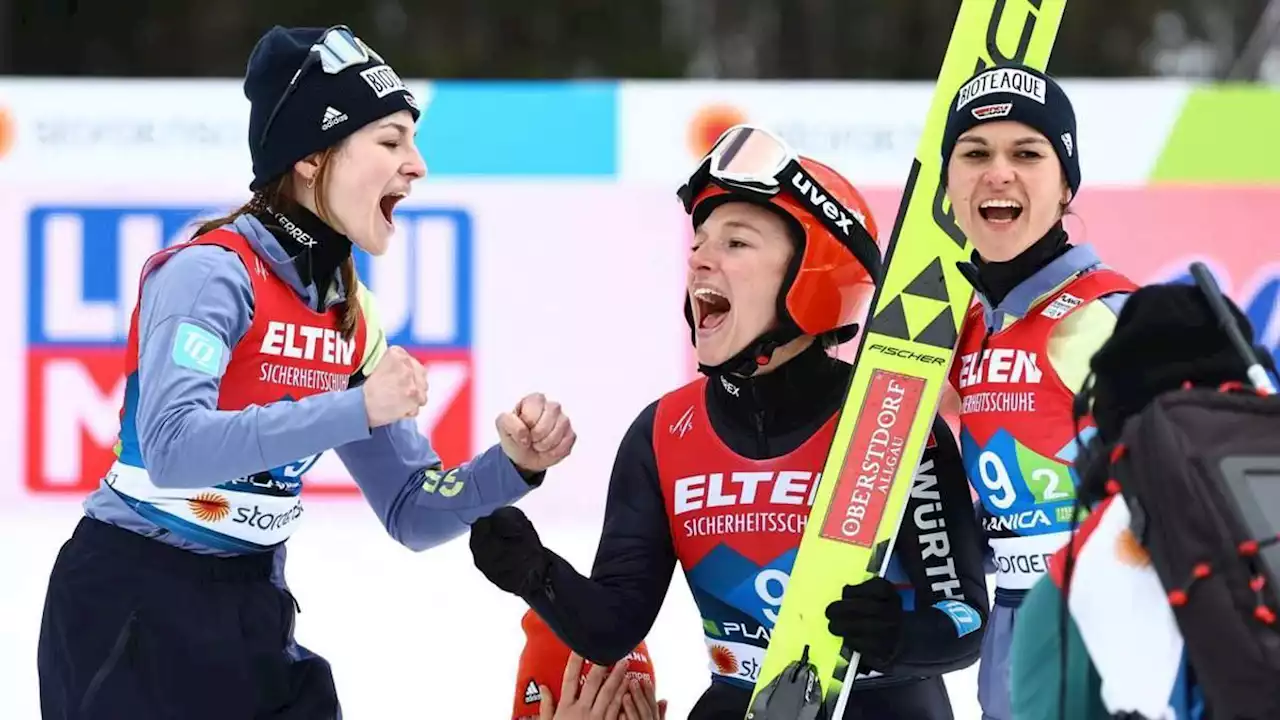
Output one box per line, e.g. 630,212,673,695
677,124,882,282
257,25,385,149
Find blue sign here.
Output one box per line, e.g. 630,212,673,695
26,205,474,352
414,80,617,177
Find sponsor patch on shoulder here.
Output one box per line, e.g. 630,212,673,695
171,321,225,376
934,600,983,637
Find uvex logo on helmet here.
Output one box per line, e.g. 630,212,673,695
790,170,866,238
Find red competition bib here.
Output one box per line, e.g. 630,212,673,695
106,227,367,552
951,268,1136,589
652,377,836,688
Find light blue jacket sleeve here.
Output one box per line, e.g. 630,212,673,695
336,429,537,551
333,282,539,551
134,245,372,489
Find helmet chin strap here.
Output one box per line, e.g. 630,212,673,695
695,321,861,380
696,324,804,380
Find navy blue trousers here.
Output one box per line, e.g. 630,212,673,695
37,517,340,720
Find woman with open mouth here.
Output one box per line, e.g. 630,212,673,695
939,63,1138,720
471,125,989,720
35,24,575,720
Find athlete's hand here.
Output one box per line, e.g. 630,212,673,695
824,576,905,673
470,506,551,596
497,392,577,476
621,677,667,720
538,653,630,720
361,346,429,428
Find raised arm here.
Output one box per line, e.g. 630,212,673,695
335,282,570,551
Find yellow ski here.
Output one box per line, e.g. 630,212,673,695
747,2,1068,717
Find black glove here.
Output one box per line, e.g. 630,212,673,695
824,576,905,673
469,506,552,597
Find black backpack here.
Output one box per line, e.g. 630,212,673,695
1070,382,1280,719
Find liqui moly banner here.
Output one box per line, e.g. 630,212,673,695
0,78,1277,528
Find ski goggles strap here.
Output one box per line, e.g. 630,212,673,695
677,124,883,283
257,25,385,150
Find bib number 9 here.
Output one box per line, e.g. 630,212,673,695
755,569,788,625
978,450,1018,509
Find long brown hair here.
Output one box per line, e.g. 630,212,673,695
191,148,361,340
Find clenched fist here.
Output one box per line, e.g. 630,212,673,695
361,346,429,428
496,393,576,475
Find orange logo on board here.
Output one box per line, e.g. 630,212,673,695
0,107,14,159
687,104,747,159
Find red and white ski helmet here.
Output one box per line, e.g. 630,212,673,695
683,155,885,342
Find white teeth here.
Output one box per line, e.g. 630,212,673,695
980,198,1022,209
693,287,728,301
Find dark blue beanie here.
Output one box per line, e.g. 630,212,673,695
940,64,1080,198
244,25,421,191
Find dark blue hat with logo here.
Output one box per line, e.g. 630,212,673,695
940,63,1080,198
243,25,421,191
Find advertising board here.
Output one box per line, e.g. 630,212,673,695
0,77,1276,522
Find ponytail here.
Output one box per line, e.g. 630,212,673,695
338,255,361,340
